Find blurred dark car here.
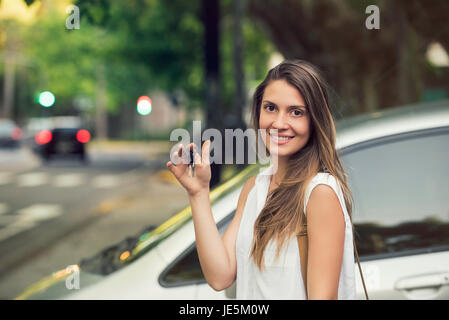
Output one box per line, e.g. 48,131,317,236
35,127,91,162
0,118,22,149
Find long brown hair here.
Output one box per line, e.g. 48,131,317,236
250,59,353,269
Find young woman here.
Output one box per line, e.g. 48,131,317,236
167,59,356,300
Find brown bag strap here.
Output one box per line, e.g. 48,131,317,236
353,237,370,300
297,218,369,300
297,225,308,299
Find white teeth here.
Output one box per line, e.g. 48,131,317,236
270,135,291,141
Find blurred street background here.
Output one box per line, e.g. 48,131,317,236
0,0,448,299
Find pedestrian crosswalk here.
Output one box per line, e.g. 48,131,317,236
0,170,132,243
53,173,85,188
0,171,122,188
91,175,121,188
17,172,49,187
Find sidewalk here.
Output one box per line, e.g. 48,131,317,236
87,140,173,160
0,148,190,299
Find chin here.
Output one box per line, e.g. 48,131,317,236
268,149,298,158
266,141,307,158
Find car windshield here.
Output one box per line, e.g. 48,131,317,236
78,165,258,276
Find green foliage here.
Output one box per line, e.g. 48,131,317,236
75,0,274,115
3,0,274,124
220,0,274,113
76,0,206,110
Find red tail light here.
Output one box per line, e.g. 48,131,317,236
76,129,90,143
35,130,52,145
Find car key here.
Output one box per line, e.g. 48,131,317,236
189,148,195,177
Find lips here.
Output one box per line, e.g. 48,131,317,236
269,133,294,145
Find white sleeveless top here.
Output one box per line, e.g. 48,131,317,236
235,165,356,299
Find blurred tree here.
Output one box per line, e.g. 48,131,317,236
1,0,273,183
0,0,41,119
398,0,449,51
76,0,206,111
247,0,449,116
21,15,120,124
74,0,273,184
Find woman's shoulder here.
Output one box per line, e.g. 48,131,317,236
304,172,342,211
308,171,338,188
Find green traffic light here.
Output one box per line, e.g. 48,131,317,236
38,91,55,107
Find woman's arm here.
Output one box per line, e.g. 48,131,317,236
167,141,255,291
189,175,255,291
188,189,233,290
305,184,346,300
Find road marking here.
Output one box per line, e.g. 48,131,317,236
0,215,16,226
0,224,34,241
17,172,48,187
0,220,35,242
91,175,121,188
0,204,63,242
53,173,85,188
5,168,139,189
16,204,63,223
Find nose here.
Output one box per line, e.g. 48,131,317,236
272,112,289,130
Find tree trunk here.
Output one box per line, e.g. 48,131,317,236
397,7,410,105
231,0,246,128
231,0,248,170
202,0,222,187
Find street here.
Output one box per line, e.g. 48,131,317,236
0,142,189,299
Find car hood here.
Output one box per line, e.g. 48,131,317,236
16,165,260,300
16,267,104,300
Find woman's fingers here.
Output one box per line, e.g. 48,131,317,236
177,144,186,161
172,148,182,166
174,143,193,165
168,148,185,176
202,140,211,166
169,141,210,172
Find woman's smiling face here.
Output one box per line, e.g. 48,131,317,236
259,79,311,158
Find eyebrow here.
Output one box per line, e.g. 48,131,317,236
262,100,307,109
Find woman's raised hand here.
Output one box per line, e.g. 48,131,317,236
166,140,211,196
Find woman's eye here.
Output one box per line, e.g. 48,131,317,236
292,109,304,116
264,105,276,112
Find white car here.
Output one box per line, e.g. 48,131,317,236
18,99,449,300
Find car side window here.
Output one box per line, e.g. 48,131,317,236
340,128,449,260
159,211,234,287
